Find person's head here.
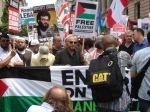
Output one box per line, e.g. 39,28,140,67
44,42,52,53
37,11,51,31
0,34,10,50
53,35,62,50
75,40,82,52
25,39,29,48
124,30,133,43
95,36,103,49
133,28,144,43
29,39,40,54
11,36,19,49
84,38,94,50
102,35,117,51
43,86,73,112
65,35,78,51
17,37,26,51
147,31,150,44
39,45,49,61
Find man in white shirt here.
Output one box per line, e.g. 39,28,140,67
0,34,23,69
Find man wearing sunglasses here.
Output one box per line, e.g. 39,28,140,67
53,35,87,66
0,34,23,69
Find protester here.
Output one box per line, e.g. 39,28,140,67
27,86,73,112
11,35,19,49
28,39,40,55
96,35,131,112
119,30,135,55
53,35,87,66
130,31,150,112
0,34,23,69
52,35,62,55
132,28,149,54
16,37,32,66
84,38,96,64
44,41,52,53
31,45,55,66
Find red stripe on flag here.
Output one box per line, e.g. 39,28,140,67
106,9,116,28
62,14,70,25
58,2,69,17
120,0,128,7
0,80,8,98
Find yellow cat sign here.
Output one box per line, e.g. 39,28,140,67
92,72,111,83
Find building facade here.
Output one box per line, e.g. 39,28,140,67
99,0,150,21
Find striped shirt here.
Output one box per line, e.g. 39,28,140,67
97,49,131,111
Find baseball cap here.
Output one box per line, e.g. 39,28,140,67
39,46,49,59
30,39,39,45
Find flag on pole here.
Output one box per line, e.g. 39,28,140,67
58,2,70,25
106,0,128,28
98,8,104,35
58,2,70,38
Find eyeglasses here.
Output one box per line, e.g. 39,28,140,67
69,41,77,44
1,40,9,43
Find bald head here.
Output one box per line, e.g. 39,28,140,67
102,35,117,51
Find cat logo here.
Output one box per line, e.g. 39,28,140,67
92,72,111,83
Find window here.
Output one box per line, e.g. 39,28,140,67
135,2,140,19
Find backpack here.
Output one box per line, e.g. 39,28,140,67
87,50,123,103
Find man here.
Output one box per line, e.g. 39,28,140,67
27,86,73,112
31,46,55,66
84,38,96,65
28,39,40,55
36,11,51,43
119,30,135,55
53,36,86,66
130,31,150,112
96,35,131,112
16,37,32,66
0,34,23,69
132,28,149,54
52,35,62,55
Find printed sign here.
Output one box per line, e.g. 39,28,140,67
20,6,36,25
73,0,98,37
33,4,58,43
8,6,19,34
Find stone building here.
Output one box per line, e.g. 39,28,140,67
99,0,150,21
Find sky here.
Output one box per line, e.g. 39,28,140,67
25,0,57,6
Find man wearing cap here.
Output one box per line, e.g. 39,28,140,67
0,34,23,69
28,39,40,55
16,37,32,66
30,46,55,66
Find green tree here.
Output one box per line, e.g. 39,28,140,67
0,0,28,36
18,25,28,36
0,0,9,33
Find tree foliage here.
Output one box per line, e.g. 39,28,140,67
0,0,28,36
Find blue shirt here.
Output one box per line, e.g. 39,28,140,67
133,38,149,54
130,47,150,101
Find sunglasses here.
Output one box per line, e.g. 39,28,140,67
69,41,77,44
1,40,9,43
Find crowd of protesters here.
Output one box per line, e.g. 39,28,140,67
0,27,150,111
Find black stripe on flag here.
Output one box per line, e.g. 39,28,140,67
79,2,96,10
0,67,51,82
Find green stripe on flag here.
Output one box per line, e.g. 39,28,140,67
0,96,42,112
77,14,95,19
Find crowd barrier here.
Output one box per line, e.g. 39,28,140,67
0,66,140,112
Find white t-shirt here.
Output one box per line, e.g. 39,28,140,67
0,47,22,62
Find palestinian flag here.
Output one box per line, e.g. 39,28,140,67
0,67,51,112
106,0,128,28
76,2,96,20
